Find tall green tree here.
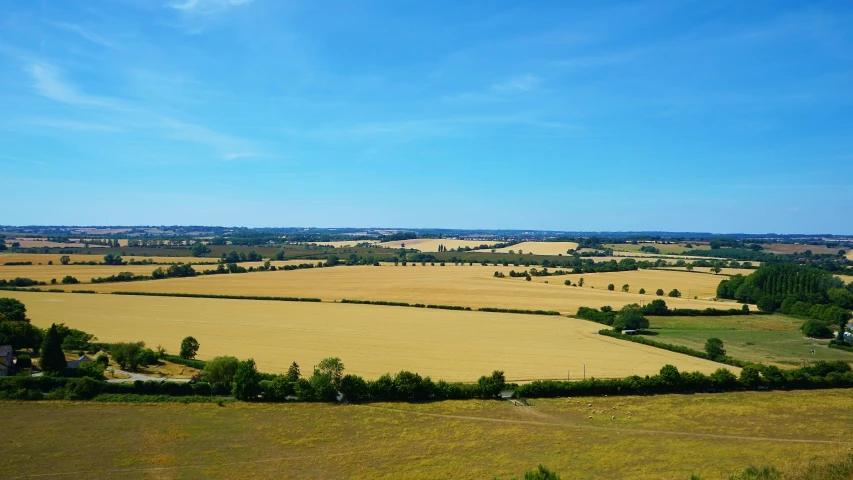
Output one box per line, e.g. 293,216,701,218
0,297,28,322
316,357,345,389
704,338,726,359
39,324,67,373
232,359,261,400
285,361,301,382
180,336,200,359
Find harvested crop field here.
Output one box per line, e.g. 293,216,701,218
0,264,164,283
4,291,730,381
0,253,217,265
378,239,498,251
53,264,743,312
532,269,735,299
490,241,579,255
4,389,851,479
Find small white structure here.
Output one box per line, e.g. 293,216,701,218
0,345,12,376
622,330,639,335
67,354,93,369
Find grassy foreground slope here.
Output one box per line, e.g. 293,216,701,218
5,390,852,479
2,291,727,381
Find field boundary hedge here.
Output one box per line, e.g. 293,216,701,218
111,291,322,302
161,354,207,369
596,329,750,368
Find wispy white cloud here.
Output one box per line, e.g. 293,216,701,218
169,0,254,15
491,74,541,93
223,152,260,161
26,63,123,109
48,21,121,50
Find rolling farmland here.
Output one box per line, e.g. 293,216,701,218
490,241,579,255
3,290,730,381
377,239,498,251
48,264,744,312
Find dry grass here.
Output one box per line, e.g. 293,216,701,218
53,264,744,312
491,241,579,255
3,291,729,381
3,389,852,479
378,239,499,251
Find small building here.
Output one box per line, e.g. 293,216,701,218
67,354,93,369
0,345,13,376
844,332,853,341
621,330,639,335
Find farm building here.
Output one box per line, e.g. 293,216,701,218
0,345,13,376
621,330,639,335
67,354,93,369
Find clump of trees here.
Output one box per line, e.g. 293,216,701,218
717,264,853,338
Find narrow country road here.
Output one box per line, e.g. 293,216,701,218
105,368,192,383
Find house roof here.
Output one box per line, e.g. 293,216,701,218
67,355,93,369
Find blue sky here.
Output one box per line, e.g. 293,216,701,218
1,0,851,233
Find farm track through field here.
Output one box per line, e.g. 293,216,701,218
360,405,853,445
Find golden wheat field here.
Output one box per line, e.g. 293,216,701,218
3,291,731,381
58,264,744,312
490,241,580,255
0,259,331,283
529,270,733,299
378,239,498,251
4,238,107,248
0,253,215,265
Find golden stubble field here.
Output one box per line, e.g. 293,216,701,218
55,264,744,312
0,257,317,283
378,239,499,251
532,269,753,299
4,291,730,381
0,253,215,265
490,241,580,255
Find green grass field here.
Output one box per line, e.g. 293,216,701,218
4,390,853,479
647,314,853,366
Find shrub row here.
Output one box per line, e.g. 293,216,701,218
597,329,749,368
341,299,555,315
111,292,322,302
161,354,207,369
477,307,561,316
341,299,421,307
514,361,853,399
92,394,223,403
828,340,853,353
